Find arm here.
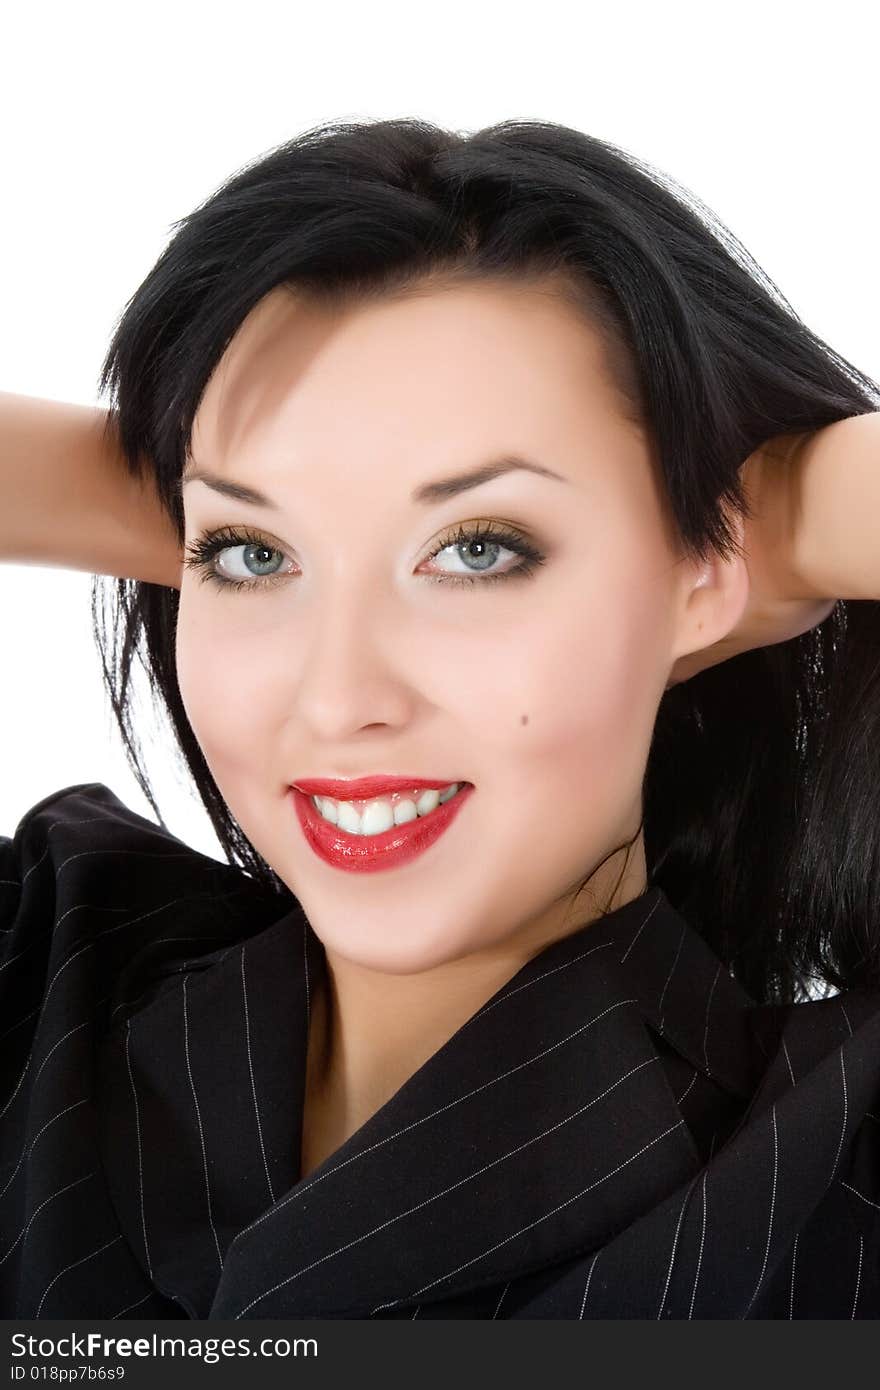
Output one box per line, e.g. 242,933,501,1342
666,417,871,687
0,391,182,587
782,410,880,602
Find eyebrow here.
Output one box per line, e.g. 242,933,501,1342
179,455,569,509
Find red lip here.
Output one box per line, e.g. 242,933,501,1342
291,775,467,800
289,783,474,874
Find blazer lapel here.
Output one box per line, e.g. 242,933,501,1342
97,885,760,1319
508,990,880,1318
96,908,318,1317
211,889,715,1317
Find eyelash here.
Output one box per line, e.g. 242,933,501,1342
182,520,547,594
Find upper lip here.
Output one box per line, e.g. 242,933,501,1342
291,775,468,800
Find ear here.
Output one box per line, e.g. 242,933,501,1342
664,509,750,690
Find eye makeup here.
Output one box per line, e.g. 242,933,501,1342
182,519,549,594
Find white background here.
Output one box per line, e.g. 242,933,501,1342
2,0,878,859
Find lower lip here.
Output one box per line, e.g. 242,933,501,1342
289,783,475,874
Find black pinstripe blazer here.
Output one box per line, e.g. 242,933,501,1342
2,783,879,1319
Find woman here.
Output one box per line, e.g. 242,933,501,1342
2,117,879,1319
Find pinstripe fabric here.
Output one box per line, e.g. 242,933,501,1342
1,783,879,1318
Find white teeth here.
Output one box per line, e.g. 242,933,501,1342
415,787,441,817
313,782,462,836
315,796,339,826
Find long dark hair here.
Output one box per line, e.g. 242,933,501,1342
91,116,880,1006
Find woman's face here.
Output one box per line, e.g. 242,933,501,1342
176,277,720,974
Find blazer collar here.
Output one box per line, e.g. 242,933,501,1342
97,884,761,1318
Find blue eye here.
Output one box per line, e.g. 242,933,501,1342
182,521,547,593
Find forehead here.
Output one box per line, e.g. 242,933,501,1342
187,277,633,475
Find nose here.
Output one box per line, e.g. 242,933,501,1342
291,585,415,741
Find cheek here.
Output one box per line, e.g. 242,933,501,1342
486,573,668,802
174,603,281,785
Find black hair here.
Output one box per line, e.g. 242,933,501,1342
92,115,880,1006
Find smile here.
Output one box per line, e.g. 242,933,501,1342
289,782,475,874
312,782,462,835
